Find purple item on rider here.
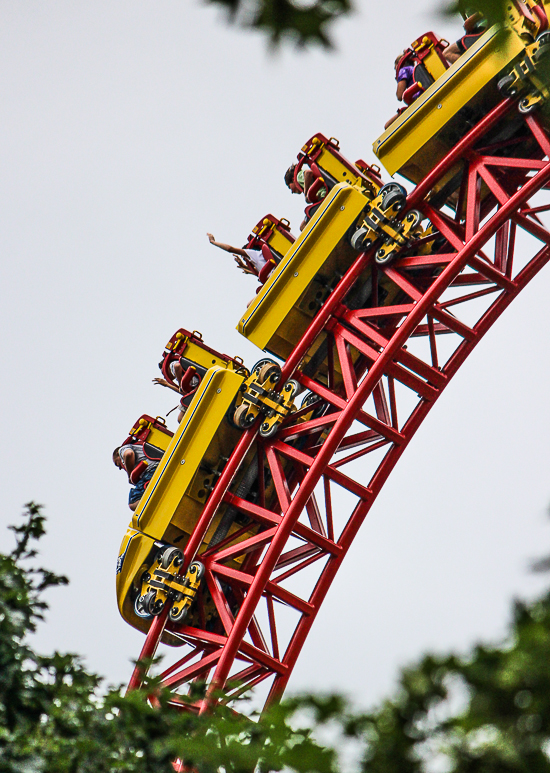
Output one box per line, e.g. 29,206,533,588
397,65,414,87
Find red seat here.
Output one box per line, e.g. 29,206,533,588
159,329,240,394
298,133,383,194
179,365,199,394
258,245,278,284
246,215,295,254
120,415,173,484
396,32,450,106
306,175,328,204
244,215,297,282
122,415,173,450
533,4,549,31
515,0,548,30
129,461,149,485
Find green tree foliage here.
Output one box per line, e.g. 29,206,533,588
445,0,508,24
363,593,550,771
206,0,352,48
3,504,550,771
205,0,514,48
0,504,350,772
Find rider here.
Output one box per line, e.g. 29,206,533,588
153,359,192,424
207,232,267,276
113,445,159,512
384,51,423,129
444,11,487,64
284,163,328,230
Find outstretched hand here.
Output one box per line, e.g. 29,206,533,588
153,377,170,388
234,255,255,275
207,232,216,244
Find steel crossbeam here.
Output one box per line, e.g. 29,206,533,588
128,101,550,718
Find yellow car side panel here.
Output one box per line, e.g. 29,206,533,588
116,529,182,644
269,228,293,258
313,145,365,188
373,26,522,181
131,420,173,453
116,528,154,624
422,46,448,81
132,367,245,540
237,183,369,352
171,333,240,372
253,218,294,259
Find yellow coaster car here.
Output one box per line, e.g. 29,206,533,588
116,339,309,641
120,414,174,484
298,133,384,195
236,135,434,388
237,135,383,357
244,214,297,285
373,2,550,196
247,214,296,262
159,327,246,409
237,182,374,360
116,366,250,640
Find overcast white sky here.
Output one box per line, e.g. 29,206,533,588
1,0,550,708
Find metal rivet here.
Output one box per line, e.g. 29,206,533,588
217,388,221,394
437,104,442,109
340,206,345,210
180,460,185,465
294,272,298,277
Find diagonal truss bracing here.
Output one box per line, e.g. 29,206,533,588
128,100,550,717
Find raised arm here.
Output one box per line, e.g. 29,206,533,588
234,255,256,275
152,377,181,393
207,233,247,258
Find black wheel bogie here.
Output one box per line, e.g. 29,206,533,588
498,74,516,97
379,182,407,199
161,546,183,569
234,404,256,428
518,98,538,115
350,226,372,251
382,190,406,212
134,592,154,620
375,246,395,265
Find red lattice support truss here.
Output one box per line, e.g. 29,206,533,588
127,98,550,718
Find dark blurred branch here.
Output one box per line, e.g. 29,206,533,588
204,0,512,48
441,0,507,24
205,0,353,48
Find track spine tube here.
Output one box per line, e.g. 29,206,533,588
204,149,550,709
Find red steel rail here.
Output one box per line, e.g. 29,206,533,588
127,100,550,717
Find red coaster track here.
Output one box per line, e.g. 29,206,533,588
127,99,550,717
